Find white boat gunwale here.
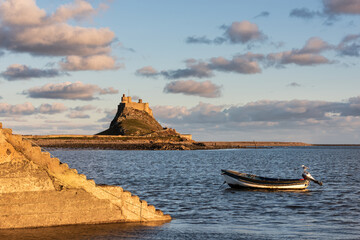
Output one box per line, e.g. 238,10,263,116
221,169,310,190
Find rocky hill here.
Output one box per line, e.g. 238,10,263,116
97,94,187,139
97,107,164,136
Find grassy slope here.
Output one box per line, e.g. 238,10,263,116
119,119,157,135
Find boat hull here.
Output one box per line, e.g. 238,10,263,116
221,169,309,190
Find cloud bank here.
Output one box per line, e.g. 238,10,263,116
254,11,270,18
290,0,360,23
67,111,90,119
60,55,122,71
323,0,360,15
0,64,66,80
337,34,360,57
154,97,360,125
224,21,266,44
152,96,360,142
0,0,119,71
0,102,67,116
138,36,337,80
163,80,222,98
24,81,118,100
137,53,263,79
289,8,324,19
186,20,266,45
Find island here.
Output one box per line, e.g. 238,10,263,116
24,94,313,150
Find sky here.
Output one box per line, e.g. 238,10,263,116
1,0,360,143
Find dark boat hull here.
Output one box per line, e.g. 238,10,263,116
221,169,310,190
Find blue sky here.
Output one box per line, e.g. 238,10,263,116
1,0,360,143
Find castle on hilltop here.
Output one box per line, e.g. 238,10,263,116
118,94,153,116
97,93,192,140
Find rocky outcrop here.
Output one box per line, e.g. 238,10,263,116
0,122,170,229
97,95,192,141
98,107,163,136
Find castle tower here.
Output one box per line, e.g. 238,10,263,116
118,94,153,116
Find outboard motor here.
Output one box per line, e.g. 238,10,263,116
302,165,323,186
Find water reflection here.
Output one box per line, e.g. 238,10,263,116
0,222,170,240
223,187,311,194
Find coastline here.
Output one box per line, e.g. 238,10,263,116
22,135,323,150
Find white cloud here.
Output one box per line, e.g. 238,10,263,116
0,0,46,26
38,103,67,114
0,102,67,116
135,66,159,77
0,0,120,71
164,80,222,98
209,54,263,74
0,64,66,80
160,59,214,79
138,53,262,79
50,0,96,23
67,111,90,119
267,51,331,66
186,20,267,45
24,81,118,100
300,37,332,54
323,0,360,15
0,102,35,115
60,55,122,71
72,104,96,111
224,21,266,44
152,106,189,120
267,37,333,67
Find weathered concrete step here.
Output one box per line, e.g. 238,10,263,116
0,176,55,193
0,191,113,216
100,187,165,217
0,189,91,205
0,196,113,216
0,207,124,229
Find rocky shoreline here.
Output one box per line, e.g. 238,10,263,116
23,135,316,150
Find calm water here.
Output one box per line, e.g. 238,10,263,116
1,147,360,239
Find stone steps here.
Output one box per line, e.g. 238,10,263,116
0,189,125,229
0,189,89,205
0,190,112,215
0,208,124,229
0,122,171,229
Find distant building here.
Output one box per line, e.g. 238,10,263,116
180,134,192,141
119,94,153,116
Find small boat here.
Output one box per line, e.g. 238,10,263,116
221,166,322,190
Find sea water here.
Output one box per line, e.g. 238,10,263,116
1,147,359,239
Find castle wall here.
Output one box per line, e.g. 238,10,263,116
180,134,192,141
120,94,153,116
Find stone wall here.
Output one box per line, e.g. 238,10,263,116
0,122,170,229
180,134,192,141
120,94,153,116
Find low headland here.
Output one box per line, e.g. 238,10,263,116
24,134,314,150
22,94,358,150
